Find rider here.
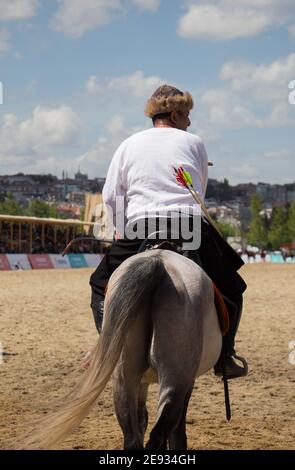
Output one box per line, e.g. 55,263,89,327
89,84,248,380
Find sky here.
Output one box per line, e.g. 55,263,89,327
0,0,295,184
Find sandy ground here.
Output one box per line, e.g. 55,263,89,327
0,264,295,450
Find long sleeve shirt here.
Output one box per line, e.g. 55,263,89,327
102,127,208,232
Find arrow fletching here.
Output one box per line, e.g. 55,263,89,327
174,166,193,188
183,170,193,186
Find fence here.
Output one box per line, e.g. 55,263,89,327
0,253,104,270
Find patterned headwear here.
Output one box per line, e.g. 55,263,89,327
145,84,194,118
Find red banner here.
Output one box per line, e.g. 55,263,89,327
28,254,54,269
0,254,11,270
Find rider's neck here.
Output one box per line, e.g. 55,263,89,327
154,122,175,129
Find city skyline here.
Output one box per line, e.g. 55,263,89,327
0,0,295,184
1,167,295,187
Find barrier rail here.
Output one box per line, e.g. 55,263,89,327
0,254,104,270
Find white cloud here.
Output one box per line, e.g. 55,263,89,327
263,102,293,126
0,0,38,21
178,0,295,41
51,0,160,37
0,105,144,176
106,115,130,137
86,75,103,95
86,70,164,98
131,0,159,12
0,106,81,168
0,1,39,53
200,89,260,129
0,28,10,53
219,53,295,102
199,82,294,131
79,115,145,176
178,4,273,40
264,148,293,159
19,105,81,148
51,0,122,38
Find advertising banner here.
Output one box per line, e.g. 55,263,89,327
0,254,11,271
28,254,54,269
7,254,32,270
67,254,87,268
50,254,71,269
84,254,105,268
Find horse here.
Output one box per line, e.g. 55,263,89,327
20,248,223,450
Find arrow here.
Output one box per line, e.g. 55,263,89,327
173,166,223,237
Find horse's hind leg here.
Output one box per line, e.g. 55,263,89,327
113,315,150,450
168,386,193,450
113,370,143,450
145,382,193,451
138,383,149,444
145,275,200,451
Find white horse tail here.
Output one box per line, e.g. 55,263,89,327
19,252,166,449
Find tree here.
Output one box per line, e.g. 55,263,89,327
0,193,23,215
288,202,295,242
27,199,58,218
29,174,58,184
247,195,267,248
216,221,238,238
219,178,232,201
268,207,290,249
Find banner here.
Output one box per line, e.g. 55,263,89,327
0,254,11,270
28,254,54,269
7,254,32,270
84,254,104,268
270,253,284,263
67,253,87,268
50,254,71,269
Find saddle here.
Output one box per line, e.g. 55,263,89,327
147,240,230,336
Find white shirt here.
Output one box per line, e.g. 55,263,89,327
102,127,208,230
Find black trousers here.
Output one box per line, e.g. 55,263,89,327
89,217,247,305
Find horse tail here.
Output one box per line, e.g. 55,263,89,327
19,252,166,449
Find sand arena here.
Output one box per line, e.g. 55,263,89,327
0,264,294,449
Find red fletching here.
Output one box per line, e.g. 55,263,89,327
174,166,187,188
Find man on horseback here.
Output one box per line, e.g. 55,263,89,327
89,84,248,380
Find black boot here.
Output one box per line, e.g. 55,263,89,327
214,296,248,379
91,297,104,334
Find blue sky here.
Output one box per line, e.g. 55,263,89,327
0,0,295,184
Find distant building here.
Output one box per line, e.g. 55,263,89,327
75,167,88,181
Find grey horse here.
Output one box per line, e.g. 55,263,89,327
21,249,222,450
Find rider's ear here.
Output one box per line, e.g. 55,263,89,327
170,111,179,125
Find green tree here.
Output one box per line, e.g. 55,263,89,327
27,199,58,218
288,202,295,242
216,221,238,238
247,195,267,248
220,178,232,201
268,207,290,249
0,193,23,215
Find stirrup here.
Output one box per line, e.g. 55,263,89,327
232,353,248,377
214,354,248,380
